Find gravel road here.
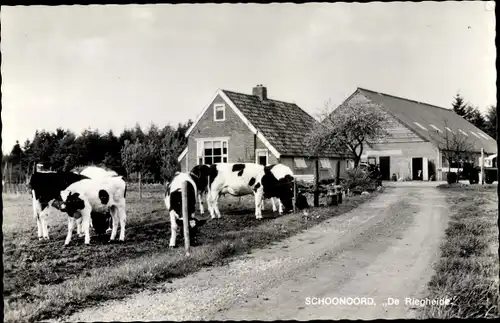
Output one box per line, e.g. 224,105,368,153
61,185,450,321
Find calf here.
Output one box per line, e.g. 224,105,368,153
196,163,295,220
29,171,89,240
164,172,207,247
59,176,127,245
79,166,119,234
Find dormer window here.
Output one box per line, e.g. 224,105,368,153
214,104,225,121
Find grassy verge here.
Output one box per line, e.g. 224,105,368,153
420,185,499,318
3,189,378,323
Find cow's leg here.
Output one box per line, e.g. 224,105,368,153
169,210,178,247
117,205,127,242
278,198,284,215
81,210,92,245
40,207,50,240
32,193,44,240
213,193,222,219
207,190,217,220
109,207,120,241
106,214,112,233
64,217,76,246
198,192,205,214
271,197,277,212
254,191,264,220
77,218,84,237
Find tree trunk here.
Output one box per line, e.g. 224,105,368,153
353,156,361,168
314,158,320,207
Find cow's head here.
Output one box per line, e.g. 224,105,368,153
190,164,211,191
60,190,85,218
276,174,295,213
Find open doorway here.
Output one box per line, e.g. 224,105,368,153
412,157,423,180
379,156,390,180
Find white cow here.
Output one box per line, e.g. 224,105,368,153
79,166,119,233
59,176,127,245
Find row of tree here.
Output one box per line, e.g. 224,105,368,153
451,92,497,140
2,121,192,184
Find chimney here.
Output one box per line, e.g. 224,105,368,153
252,84,267,101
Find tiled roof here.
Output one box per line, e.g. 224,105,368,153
357,88,497,154
222,90,339,157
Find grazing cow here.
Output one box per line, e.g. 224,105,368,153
59,176,127,245
193,163,295,220
29,171,89,240
164,172,207,247
191,163,300,217
79,166,119,234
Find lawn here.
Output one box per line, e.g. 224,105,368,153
420,184,499,319
2,184,378,323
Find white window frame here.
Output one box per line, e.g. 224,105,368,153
429,124,442,133
196,137,229,165
413,122,428,131
319,158,332,169
458,129,469,137
255,149,269,166
294,157,308,169
478,132,490,140
470,131,481,139
213,104,226,121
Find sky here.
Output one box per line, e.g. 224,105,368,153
1,2,496,153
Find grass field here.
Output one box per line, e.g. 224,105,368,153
420,184,499,319
3,184,377,323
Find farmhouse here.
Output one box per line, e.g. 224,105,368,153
177,85,345,181
335,88,497,181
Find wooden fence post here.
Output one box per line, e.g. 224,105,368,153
336,160,341,185
181,180,191,256
293,179,297,214
480,147,485,185
313,158,320,207
138,172,142,200
9,163,13,194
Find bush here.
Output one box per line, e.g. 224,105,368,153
341,167,375,191
447,172,458,184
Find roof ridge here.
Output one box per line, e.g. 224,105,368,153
357,87,452,112
221,89,299,106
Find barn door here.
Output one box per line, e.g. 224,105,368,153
422,157,429,181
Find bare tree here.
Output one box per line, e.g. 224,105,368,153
305,94,390,168
438,119,478,179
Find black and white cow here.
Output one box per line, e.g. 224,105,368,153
29,171,89,240
191,163,304,217
164,172,207,247
79,166,118,234
191,163,298,220
59,175,127,245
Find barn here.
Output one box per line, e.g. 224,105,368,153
334,88,497,181
177,85,346,182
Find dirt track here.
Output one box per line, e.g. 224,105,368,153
61,185,450,321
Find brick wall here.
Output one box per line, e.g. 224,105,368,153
183,94,278,171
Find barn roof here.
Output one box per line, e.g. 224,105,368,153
356,88,497,154
221,89,340,158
